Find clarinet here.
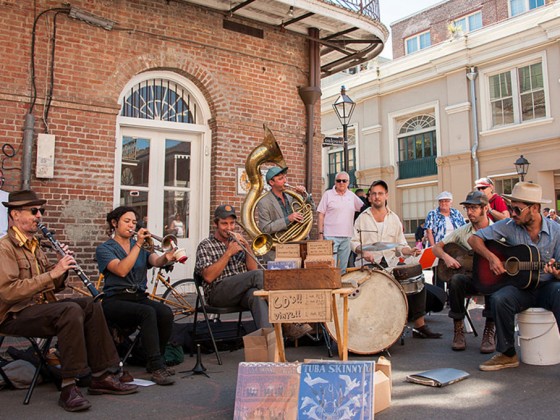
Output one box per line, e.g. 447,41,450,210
37,222,104,302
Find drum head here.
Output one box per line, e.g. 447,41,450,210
325,269,408,355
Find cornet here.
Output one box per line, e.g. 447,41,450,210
129,229,178,253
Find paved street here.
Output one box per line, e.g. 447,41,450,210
1,293,560,419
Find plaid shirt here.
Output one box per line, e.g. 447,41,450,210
195,235,248,297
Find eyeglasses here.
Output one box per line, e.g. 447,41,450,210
335,179,348,183
21,207,46,216
477,186,489,191
511,205,530,215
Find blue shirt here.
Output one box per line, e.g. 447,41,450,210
425,207,466,243
96,239,152,296
474,217,560,282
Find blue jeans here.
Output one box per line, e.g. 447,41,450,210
324,236,351,274
491,281,560,353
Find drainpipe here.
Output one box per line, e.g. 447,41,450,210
21,113,35,190
298,28,322,194
466,67,480,180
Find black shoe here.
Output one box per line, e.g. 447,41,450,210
413,325,442,339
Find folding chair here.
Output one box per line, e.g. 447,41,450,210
191,274,254,365
0,335,53,404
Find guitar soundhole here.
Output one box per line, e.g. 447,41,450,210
505,258,519,276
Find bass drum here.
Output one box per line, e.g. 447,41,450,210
325,269,408,355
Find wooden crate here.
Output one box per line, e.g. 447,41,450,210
263,267,341,290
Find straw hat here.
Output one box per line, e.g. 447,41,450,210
502,182,551,204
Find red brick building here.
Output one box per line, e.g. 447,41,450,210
0,0,386,280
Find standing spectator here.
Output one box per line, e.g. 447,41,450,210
317,171,364,273
415,222,426,250
549,209,560,222
475,177,510,221
543,207,550,218
425,191,467,290
425,191,467,246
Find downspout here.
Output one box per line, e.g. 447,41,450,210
466,67,480,180
298,28,322,194
21,113,35,190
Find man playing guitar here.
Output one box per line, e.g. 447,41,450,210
468,182,560,371
432,191,495,353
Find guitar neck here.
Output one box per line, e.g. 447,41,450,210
517,261,560,271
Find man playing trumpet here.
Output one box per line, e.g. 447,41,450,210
0,190,138,412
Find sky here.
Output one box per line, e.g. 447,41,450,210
377,0,444,58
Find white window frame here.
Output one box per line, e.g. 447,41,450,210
509,0,546,17
479,52,550,132
115,71,212,280
452,10,482,34
405,31,431,55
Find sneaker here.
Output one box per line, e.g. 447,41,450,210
480,322,496,354
151,368,175,386
479,353,519,371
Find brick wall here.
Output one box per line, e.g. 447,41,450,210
0,0,322,280
390,0,554,59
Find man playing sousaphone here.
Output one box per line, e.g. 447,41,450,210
432,190,495,353
351,180,442,339
468,182,560,371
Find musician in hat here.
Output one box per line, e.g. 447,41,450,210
469,182,560,371
432,190,495,353
0,190,137,412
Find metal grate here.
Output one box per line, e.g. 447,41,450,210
121,79,197,124
325,0,380,20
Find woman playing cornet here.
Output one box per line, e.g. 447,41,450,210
96,206,184,386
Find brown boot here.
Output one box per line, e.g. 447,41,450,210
480,321,496,354
452,320,466,351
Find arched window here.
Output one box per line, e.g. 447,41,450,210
121,79,197,123
397,114,437,179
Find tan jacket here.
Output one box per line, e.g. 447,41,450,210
0,228,66,324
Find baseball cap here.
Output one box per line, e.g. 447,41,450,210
474,177,494,189
265,166,288,183
460,191,489,206
437,191,453,201
214,204,236,219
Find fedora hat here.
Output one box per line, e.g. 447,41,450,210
502,182,551,204
2,190,46,208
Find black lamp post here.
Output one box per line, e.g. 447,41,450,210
514,155,530,182
333,86,356,173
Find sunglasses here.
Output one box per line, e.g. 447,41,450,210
511,205,530,215
22,207,46,216
477,186,489,190
336,179,348,183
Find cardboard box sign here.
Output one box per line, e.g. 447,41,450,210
306,240,333,256
242,328,278,362
268,290,332,323
275,243,301,259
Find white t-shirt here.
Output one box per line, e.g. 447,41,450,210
0,190,8,237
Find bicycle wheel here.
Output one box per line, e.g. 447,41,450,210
161,279,197,322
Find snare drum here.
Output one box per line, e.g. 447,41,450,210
392,263,425,295
324,269,408,355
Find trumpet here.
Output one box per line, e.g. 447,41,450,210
129,229,178,253
227,231,268,270
284,183,310,201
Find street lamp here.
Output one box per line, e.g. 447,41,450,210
333,85,355,173
514,155,530,182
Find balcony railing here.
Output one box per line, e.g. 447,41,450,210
398,156,437,179
324,0,380,20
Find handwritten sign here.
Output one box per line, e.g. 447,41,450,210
268,290,332,323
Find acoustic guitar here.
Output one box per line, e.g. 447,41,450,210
436,243,473,282
473,240,547,294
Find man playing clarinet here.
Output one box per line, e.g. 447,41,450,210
0,190,137,412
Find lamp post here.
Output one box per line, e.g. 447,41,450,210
514,155,530,182
333,86,355,173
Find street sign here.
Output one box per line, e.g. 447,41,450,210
322,136,343,147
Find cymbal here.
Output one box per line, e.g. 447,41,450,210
361,242,398,252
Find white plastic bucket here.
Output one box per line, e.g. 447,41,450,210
517,308,560,365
